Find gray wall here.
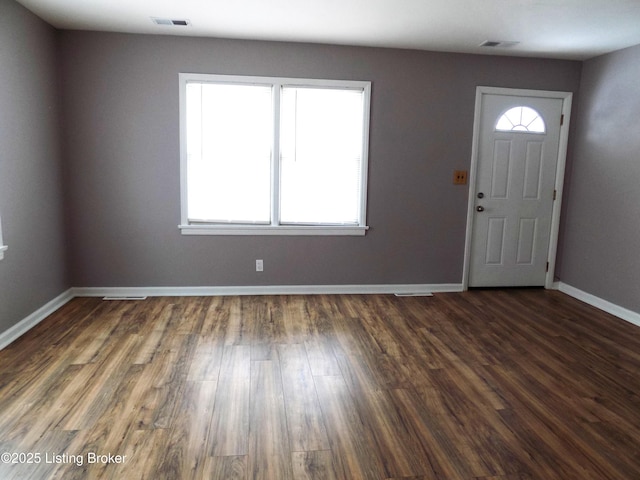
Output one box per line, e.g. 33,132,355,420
59,31,582,288
556,44,640,313
0,0,69,332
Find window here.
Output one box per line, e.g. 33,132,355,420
179,74,371,235
495,106,546,133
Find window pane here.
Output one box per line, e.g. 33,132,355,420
280,87,364,224
186,83,272,223
495,106,546,133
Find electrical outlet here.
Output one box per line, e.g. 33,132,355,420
453,170,468,185
256,259,263,272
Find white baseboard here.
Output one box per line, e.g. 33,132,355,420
0,289,75,350
71,283,464,298
557,282,640,328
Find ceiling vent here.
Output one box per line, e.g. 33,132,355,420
480,40,520,48
151,18,191,27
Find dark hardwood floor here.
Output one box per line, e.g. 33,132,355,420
1,289,640,479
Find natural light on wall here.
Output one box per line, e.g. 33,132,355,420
0,214,7,260
180,73,371,235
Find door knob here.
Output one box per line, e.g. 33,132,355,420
476,206,485,212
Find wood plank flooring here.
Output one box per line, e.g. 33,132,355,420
1,290,640,479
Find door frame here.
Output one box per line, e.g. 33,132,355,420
462,86,573,290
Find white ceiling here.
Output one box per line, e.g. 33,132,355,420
15,0,640,60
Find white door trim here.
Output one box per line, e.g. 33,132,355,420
462,86,573,290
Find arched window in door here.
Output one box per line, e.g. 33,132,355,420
495,106,546,133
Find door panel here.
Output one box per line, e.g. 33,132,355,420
516,218,537,265
469,94,563,287
523,142,543,199
491,140,511,198
486,217,506,265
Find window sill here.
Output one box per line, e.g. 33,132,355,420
179,224,369,236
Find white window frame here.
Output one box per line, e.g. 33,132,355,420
178,73,372,236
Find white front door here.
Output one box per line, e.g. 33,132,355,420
468,91,565,287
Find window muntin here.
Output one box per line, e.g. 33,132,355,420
495,106,546,133
179,74,371,235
